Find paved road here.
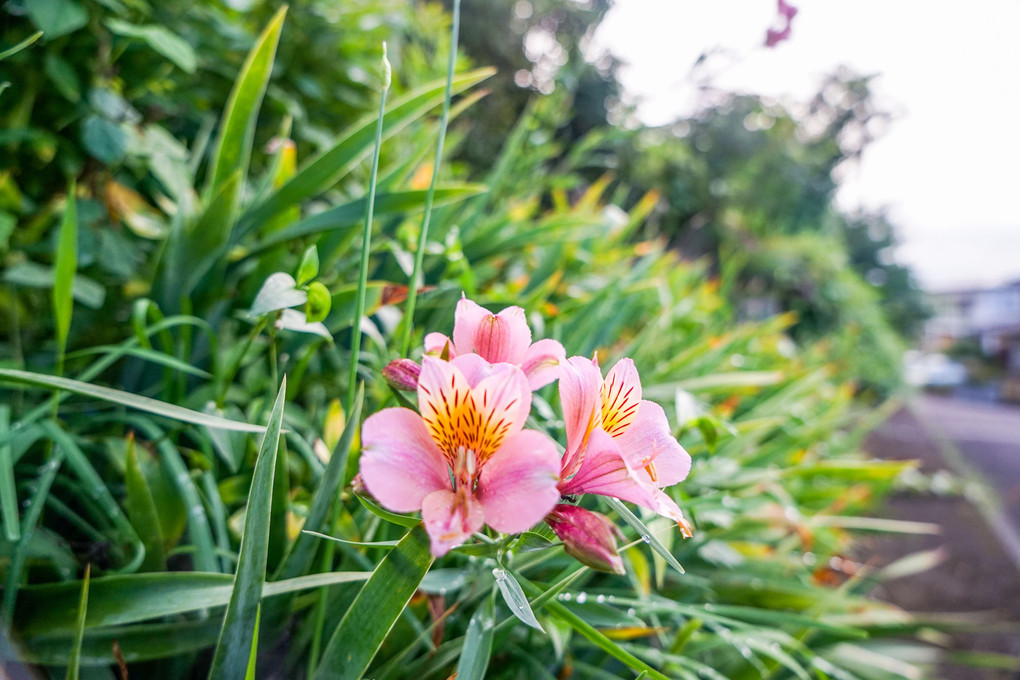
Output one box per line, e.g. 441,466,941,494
914,395,1020,566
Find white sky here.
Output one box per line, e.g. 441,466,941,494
592,0,1020,291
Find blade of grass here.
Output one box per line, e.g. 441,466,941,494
65,564,90,680
1,452,64,624
0,368,266,433
312,525,433,680
0,405,19,540
207,377,286,680
399,0,461,355
53,181,77,376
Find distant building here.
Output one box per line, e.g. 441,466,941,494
924,281,1020,396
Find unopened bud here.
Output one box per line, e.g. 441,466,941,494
382,358,421,391
546,504,625,575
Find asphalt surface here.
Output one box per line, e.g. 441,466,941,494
865,395,1020,680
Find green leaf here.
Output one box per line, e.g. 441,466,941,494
249,272,305,317
65,565,90,680
26,0,88,38
0,368,266,433
248,186,486,255
0,31,43,61
493,569,543,632
208,378,286,680
205,7,287,205
105,19,197,73
604,497,685,575
0,406,19,541
1,452,64,623
356,493,420,528
13,571,370,637
125,436,166,572
274,387,362,582
305,282,331,323
456,594,495,680
296,245,319,285
313,525,433,680
82,116,127,165
3,261,106,309
66,345,211,378
23,619,222,665
516,575,671,680
237,69,494,238
178,170,242,294
53,184,78,357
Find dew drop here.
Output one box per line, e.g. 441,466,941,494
575,592,588,604
595,594,606,604
626,607,636,617
640,535,650,543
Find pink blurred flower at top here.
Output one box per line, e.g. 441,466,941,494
556,356,694,536
360,354,562,556
765,0,798,48
424,297,566,390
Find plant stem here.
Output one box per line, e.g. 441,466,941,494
347,43,392,416
399,0,461,357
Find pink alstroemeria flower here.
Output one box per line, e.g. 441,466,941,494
556,356,693,535
424,297,565,390
360,355,562,556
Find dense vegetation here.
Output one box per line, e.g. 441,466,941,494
0,2,956,679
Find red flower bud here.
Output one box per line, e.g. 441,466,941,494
546,504,625,575
382,358,422,391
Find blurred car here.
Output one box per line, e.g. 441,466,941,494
903,350,968,387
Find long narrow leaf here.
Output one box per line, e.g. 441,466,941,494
65,564,90,680
208,378,286,680
125,435,166,572
53,182,78,366
604,497,685,575
456,593,495,680
204,7,286,202
313,525,433,680
0,406,19,540
1,452,64,623
236,68,494,238
13,571,370,637
0,369,265,433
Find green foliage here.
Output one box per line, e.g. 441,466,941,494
0,3,974,680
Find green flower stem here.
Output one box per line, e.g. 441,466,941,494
399,0,461,357
347,43,392,416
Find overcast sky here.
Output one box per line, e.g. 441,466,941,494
593,0,1020,291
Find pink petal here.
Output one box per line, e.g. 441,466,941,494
448,353,504,388
464,359,532,438
360,408,451,513
546,504,625,574
452,298,531,364
522,338,566,390
424,332,455,358
476,430,561,534
601,359,642,438
558,356,603,478
614,400,691,488
421,489,484,556
650,490,695,539
559,429,656,508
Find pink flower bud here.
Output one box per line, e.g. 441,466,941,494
546,504,625,575
382,358,421,391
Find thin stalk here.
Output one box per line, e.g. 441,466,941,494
399,0,461,357
346,43,392,416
